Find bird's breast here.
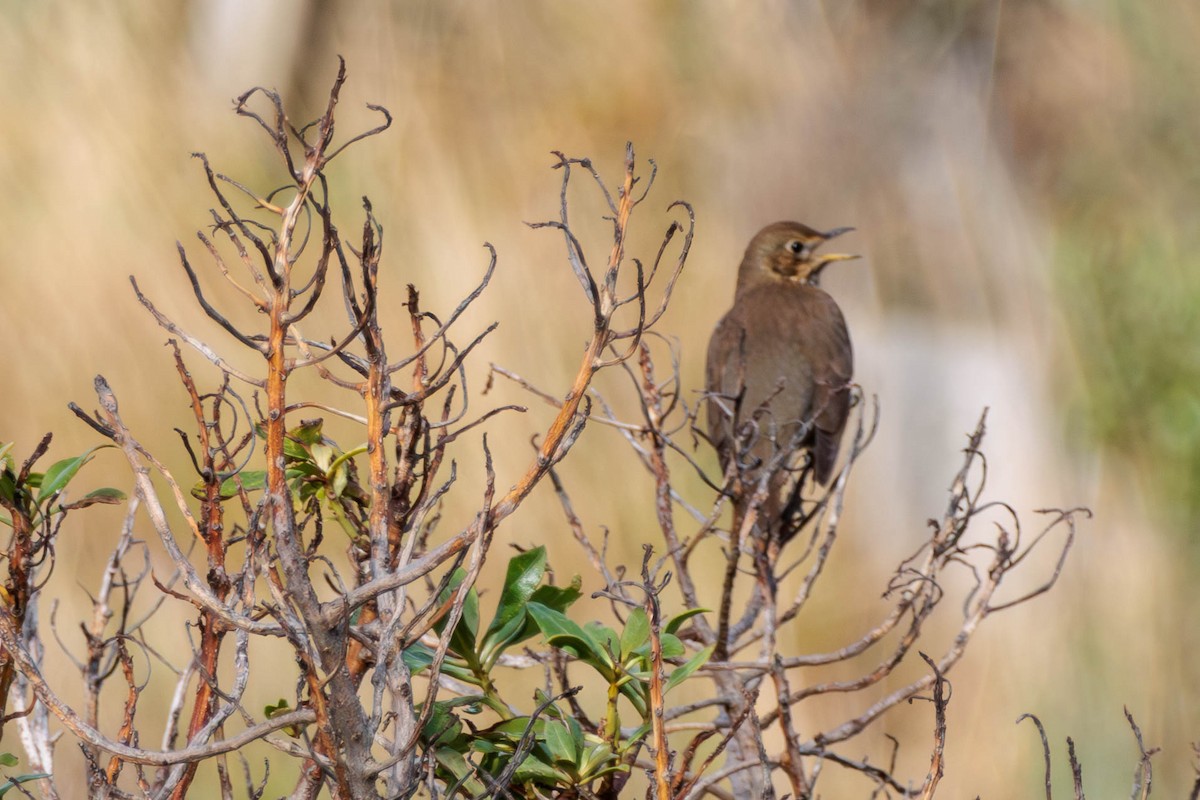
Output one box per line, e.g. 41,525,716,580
708,282,850,430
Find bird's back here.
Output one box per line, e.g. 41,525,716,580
706,280,852,481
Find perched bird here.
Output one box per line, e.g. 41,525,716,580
705,221,857,538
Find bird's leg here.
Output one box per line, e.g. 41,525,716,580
755,525,780,602
778,461,814,545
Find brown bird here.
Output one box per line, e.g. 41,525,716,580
706,221,858,538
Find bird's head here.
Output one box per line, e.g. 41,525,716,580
741,221,860,288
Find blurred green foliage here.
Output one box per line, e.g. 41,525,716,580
1052,1,1200,537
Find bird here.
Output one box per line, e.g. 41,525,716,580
705,221,857,540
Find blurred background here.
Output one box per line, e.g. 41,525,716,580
1,0,1197,796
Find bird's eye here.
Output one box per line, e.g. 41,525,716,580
788,240,805,255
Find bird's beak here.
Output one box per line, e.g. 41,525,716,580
813,227,860,271
821,226,855,240
815,252,861,266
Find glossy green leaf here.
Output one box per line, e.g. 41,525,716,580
282,436,309,461
510,751,565,784
480,547,547,666
578,741,617,779
664,607,710,635
37,446,108,501
191,470,266,500
264,698,290,716
83,487,126,502
484,548,546,638
310,442,335,472
435,570,480,667
0,774,50,797
263,698,304,738
433,746,488,797
60,486,127,511
543,719,576,766
289,420,325,446
530,578,583,612
421,700,468,747
627,720,653,744
619,608,650,659
665,645,715,693
482,716,547,740
330,462,349,497
527,602,613,677
533,689,565,720
586,622,622,666
633,632,685,661
509,577,583,649
401,641,479,684
257,421,315,462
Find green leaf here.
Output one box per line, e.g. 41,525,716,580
263,698,304,738
191,470,266,500
435,570,480,668
0,754,16,767
257,420,319,462
530,578,583,612
578,741,617,779
0,470,15,506
282,436,309,461
480,547,547,665
507,577,583,650
0,774,50,797
660,633,685,659
633,632,685,661
310,443,335,472
37,446,108,501
564,714,583,742
330,462,349,498
421,700,468,747
433,746,489,797
482,716,547,740
401,642,479,684
289,420,325,446
61,486,127,511
627,720,653,744
527,602,614,677
83,487,126,503
402,641,435,672
665,645,715,693
664,607,710,636
533,689,565,720
587,622,621,662
510,751,565,785
543,719,577,766
619,608,650,659
264,698,290,716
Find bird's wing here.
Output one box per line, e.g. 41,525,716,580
705,312,744,468
810,295,853,484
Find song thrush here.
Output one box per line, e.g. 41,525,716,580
705,221,857,537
